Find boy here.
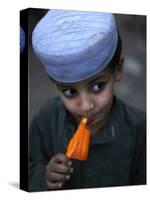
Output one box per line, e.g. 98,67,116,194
29,9,146,191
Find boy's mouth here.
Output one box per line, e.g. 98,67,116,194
86,115,97,125
76,113,100,125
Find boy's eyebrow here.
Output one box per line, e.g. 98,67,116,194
87,75,107,84
56,83,71,88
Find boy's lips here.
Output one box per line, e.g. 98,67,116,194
86,114,98,125
77,113,99,125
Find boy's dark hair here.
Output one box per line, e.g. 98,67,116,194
107,33,122,72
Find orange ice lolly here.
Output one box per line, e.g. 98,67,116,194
66,118,90,160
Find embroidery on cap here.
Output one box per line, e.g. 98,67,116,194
88,32,105,46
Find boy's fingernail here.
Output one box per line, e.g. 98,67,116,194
70,167,74,173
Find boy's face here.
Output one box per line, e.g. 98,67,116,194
56,64,123,134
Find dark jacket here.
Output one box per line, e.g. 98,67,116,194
29,96,146,191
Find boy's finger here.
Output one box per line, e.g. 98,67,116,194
48,171,71,182
49,154,66,165
49,162,73,174
54,153,71,164
47,181,64,190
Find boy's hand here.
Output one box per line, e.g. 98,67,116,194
46,153,73,190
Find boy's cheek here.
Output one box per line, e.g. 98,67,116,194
95,88,114,110
60,95,79,115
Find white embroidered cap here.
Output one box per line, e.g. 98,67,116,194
32,9,118,83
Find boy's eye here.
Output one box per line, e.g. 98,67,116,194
91,82,106,93
62,88,77,97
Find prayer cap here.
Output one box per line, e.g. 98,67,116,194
32,9,118,83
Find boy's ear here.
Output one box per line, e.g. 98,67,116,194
114,57,124,81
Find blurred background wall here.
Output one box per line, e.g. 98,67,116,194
24,9,146,123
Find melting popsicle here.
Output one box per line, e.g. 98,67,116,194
66,118,90,160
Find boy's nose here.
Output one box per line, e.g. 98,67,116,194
79,94,94,115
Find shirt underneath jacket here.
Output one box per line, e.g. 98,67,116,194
29,95,146,192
